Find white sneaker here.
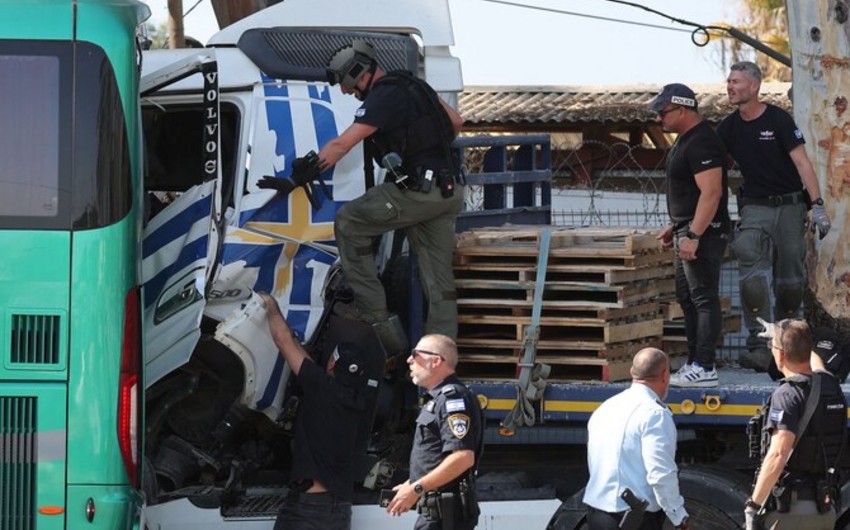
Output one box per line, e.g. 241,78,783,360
670,363,718,388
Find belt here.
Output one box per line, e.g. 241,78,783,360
740,191,805,207
587,505,664,519
791,486,817,501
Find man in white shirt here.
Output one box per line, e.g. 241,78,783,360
583,348,690,530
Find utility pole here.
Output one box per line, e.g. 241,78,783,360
167,0,186,49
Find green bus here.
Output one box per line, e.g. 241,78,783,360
0,1,149,529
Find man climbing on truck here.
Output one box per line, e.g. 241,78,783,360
295,39,464,344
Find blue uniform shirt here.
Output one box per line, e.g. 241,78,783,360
583,383,688,526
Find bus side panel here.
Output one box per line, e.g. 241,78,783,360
67,220,137,486
1,383,67,530
0,2,72,39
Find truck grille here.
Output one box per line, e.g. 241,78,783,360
0,396,37,530
10,314,60,366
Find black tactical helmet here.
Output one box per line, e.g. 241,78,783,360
326,39,376,90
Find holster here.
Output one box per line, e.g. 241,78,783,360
816,479,833,514
459,476,476,521
772,483,791,513
418,492,443,522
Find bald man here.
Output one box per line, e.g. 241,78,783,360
583,348,690,529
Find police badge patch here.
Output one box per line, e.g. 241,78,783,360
447,413,470,439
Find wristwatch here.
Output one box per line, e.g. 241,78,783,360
813,197,825,206
413,481,425,495
685,230,701,241
745,498,762,510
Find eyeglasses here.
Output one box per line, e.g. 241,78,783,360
657,106,681,118
411,348,444,360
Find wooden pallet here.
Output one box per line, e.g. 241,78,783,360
456,357,634,382
454,263,673,286
458,314,663,344
456,278,675,310
457,300,660,320
455,248,672,270
456,337,663,359
456,226,663,254
455,337,663,382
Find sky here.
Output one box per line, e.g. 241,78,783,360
144,0,743,87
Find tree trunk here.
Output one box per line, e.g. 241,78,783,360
786,1,850,333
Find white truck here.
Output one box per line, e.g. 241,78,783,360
139,1,850,529
139,0,560,528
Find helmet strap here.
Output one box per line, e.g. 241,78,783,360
359,60,378,99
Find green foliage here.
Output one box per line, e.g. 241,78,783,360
144,20,169,50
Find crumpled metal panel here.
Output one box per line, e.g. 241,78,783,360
787,1,850,319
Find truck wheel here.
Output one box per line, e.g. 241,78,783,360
677,466,749,529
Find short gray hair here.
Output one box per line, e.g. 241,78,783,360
731,61,762,82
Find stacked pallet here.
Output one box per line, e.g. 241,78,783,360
453,226,670,382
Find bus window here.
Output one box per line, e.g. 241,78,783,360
0,55,60,217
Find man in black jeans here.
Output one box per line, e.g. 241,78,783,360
651,84,730,388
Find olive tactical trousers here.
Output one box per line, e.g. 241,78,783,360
730,202,807,351
335,180,463,338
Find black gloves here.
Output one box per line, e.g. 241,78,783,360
290,151,321,187
257,175,295,194
257,151,328,210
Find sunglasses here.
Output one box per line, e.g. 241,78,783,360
411,348,444,360
657,106,681,118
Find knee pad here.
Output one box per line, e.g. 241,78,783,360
775,283,803,319
740,273,772,317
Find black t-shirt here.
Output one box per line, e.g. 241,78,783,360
409,375,483,486
291,360,367,500
665,120,730,228
716,104,806,198
353,76,451,171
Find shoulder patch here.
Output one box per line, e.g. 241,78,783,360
445,399,466,413
769,408,784,423
441,385,459,397
447,413,471,439
354,107,366,118
794,128,803,140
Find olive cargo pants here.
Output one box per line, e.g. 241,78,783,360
335,180,463,338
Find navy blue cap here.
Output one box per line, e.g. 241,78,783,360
649,83,698,113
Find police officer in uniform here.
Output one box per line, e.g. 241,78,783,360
320,39,464,340
387,334,484,530
745,319,847,530
260,293,372,530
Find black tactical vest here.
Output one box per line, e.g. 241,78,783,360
772,373,847,476
370,70,457,173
